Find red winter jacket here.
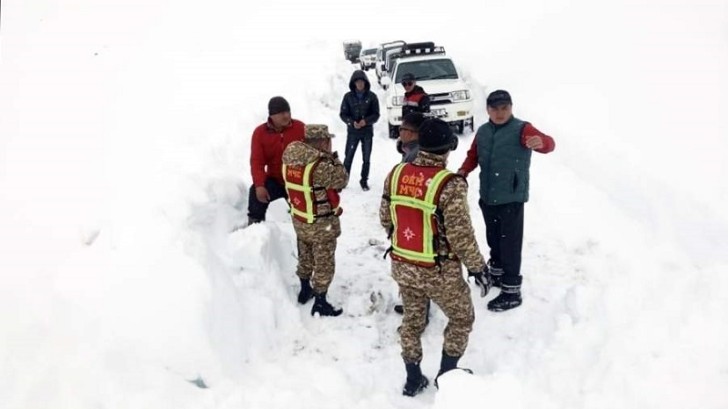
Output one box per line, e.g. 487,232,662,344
250,119,305,187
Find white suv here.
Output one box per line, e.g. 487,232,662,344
359,48,378,70
382,44,474,137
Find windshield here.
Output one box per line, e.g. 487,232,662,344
395,59,459,83
362,48,377,55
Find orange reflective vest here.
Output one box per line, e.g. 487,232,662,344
283,161,340,223
388,163,454,266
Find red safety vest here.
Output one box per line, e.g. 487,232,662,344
283,160,340,223
388,163,454,266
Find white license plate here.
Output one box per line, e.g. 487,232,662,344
430,109,447,118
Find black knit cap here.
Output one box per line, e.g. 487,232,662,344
486,90,512,107
268,96,291,116
418,118,458,154
401,73,415,83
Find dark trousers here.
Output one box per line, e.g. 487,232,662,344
478,201,524,286
343,133,373,183
247,177,288,222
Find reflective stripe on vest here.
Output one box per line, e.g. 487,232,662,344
283,162,318,223
283,161,339,223
388,163,452,265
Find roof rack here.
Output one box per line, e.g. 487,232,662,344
390,42,446,61
401,42,445,57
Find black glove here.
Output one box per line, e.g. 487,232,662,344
468,269,492,297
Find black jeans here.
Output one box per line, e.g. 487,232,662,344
343,133,373,183
478,200,524,286
247,177,288,222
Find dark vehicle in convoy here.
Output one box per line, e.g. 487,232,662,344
343,40,362,63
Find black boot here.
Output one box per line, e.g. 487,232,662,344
360,180,370,191
487,260,503,288
487,283,522,312
434,351,472,389
297,278,313,304
311,292,343,317
402,361,428,397
434,351,459,388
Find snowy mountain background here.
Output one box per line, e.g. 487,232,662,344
1,0,727,408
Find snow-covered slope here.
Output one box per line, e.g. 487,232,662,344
1,0,727,408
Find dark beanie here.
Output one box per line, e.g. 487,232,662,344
418,118,457,154
268,96,291,116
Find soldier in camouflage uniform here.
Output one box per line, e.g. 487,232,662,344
282,124,349,317
379,118,492,396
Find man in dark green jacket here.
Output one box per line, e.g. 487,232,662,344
458,90,555,312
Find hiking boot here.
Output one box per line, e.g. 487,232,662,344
402,361,429,397
297,278,313,304
360,180,370,191
311,292,343,317
487,284,522,312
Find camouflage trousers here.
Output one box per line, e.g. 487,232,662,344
294,217,340,295
396,261,475,363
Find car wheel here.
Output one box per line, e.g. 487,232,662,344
455,121,465,135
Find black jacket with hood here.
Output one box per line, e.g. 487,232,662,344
339,70,380,136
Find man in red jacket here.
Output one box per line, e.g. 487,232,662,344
248,96,305,225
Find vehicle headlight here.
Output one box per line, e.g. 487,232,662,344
450,90,471,101
391,96,404,106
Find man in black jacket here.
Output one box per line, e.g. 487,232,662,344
340,70,380,191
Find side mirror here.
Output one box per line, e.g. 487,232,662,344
381,76,392,89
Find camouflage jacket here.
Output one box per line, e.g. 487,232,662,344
282,141,348,240
379,151,486,287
